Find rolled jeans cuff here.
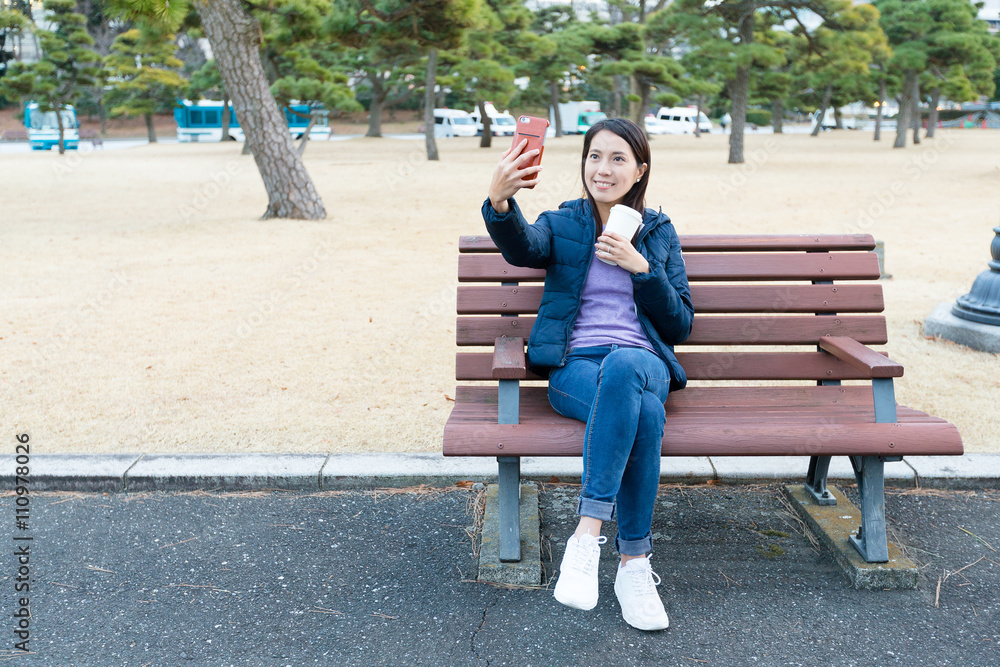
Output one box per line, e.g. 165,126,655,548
615,533,653,557
577,496,615,522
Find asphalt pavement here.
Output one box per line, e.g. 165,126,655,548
1,482,998,666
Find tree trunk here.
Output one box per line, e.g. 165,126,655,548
772,98,783,134
811,83,832,137
926,87,940,139
478,100,492,148
145,113,157,143
628,74,640,123
221,92,230,141
197,0,325,219
635,78,650,130
550,81,562,137
834,107,842,129
612,75,623,118
367,72,385,137
297,111,317,156
727,0,754,164
424,47,439,161
694,95,703,138
912,77,921,145
56,104,65,155
98,99,107,135
874,78,885,141
894,69,916,148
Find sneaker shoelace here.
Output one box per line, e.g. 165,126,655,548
565,535,607,575
628,561,662,598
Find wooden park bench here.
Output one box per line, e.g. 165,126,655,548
443,233,963,565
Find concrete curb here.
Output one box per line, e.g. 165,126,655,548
783,484,918,590
2,453,999,492
478,483,541,586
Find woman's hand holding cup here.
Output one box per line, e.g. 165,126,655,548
488,139,542,213
597,232,649,275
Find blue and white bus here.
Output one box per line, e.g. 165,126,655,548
173,100,332,142
24,102,80,150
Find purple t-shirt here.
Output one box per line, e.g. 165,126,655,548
568,249,654,353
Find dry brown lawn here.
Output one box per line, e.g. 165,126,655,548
2,127,998,454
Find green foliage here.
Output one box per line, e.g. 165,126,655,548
875,0,998,102
0,0,102,119
186,60,224,101
103,27,187,117
746,108,772,126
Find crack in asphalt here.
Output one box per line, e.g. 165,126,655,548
470,591,501,665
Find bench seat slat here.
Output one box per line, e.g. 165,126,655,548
456,315,887,347
459,253,880,283
444,417,962,457
459,234,876,253
457,284,885,315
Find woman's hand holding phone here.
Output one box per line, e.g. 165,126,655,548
488,139,542,214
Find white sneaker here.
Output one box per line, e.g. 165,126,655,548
614,556,669,631
553,533,607,611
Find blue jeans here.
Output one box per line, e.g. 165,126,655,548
547,345,672,556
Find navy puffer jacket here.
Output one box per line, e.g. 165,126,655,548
481,196,695,393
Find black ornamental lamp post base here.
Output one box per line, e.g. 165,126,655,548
952,226,1000,326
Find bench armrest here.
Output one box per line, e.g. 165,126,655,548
492,337,526,380
819,335,903,378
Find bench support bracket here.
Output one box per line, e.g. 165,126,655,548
849,455,889,562
497,456,521,562
805,379,840,505
497,373,522,562
848,377,899,563
805,456,836,505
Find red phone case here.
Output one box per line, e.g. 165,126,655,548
511,116,549,189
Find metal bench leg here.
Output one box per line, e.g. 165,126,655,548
805,456,836,505
497,456,521,562
849,455,889,563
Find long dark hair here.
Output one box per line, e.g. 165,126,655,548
580,117,651,241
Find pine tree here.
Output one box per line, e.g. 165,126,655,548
103,26,187,143
0,0,102,154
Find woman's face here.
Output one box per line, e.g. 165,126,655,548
584,130,646,209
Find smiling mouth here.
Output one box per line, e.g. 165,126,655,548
593,181,615,189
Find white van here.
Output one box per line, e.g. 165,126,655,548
434,109,478,138
470,102,517,137
812,108,858,131
655,107,713,134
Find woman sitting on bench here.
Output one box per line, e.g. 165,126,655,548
482,118,694,631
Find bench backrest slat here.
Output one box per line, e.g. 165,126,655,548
456,314,887,347
459,234,876,253
457,284,885,314
459,252,880,283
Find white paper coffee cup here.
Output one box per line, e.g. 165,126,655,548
599,204,643,265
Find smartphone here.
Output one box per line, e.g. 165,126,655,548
511,115,549,189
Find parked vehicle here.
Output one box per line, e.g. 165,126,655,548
655,106,713,134
550,101,607,135
470,102,517,137
24,102,79,150
173,100,331,142
812,108,858,131
644,115,671,135
433,108,478,138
